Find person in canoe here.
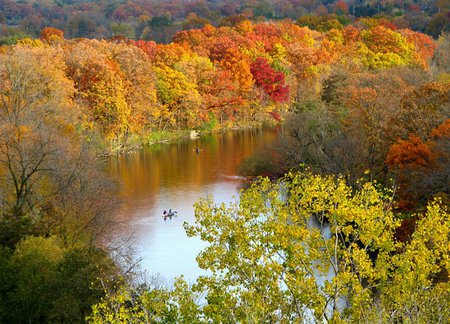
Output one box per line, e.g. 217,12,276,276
163,209,177,218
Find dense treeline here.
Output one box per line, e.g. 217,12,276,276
0,16,449,322
0,0,448,43
1,19,444,153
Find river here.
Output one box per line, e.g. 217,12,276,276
107,127,279,284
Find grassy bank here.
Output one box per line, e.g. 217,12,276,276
139,129,191,146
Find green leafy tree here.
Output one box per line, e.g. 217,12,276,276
0,237,119,323
6,236,64,323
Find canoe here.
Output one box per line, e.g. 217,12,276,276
163,211,177,217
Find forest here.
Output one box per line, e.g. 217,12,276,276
0,4,449,323
0,0,449,43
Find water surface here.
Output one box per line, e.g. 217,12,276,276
108,127,279,283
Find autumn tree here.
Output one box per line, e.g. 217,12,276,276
199,69,245,126
0,45,74,219
386,119,450,209
250,57,289,103
190,175,447,323
109,43,158,133
87,277,201,323
88,172,449,322
400,29,437,69
395,82,450,140
0,44,118,247
370,201,450,323
39,27,64,43
64,40,134,151
0,43,124,324
274,100,370,184
183,13,209,30
334,1,349,15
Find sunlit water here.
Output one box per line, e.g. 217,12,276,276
107,127,279,283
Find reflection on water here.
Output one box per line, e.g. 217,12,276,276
108,127,279,283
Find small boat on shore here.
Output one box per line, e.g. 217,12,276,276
190,130,200,139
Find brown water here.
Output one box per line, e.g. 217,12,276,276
108,127,279,283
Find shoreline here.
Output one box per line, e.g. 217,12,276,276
111,120,281,155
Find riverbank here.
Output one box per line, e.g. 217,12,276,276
111,120,281,155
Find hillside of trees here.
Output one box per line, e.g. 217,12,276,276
0,0,449,44
2,19,447,154
0,9,449,323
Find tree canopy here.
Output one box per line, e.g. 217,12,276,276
88,172,450,323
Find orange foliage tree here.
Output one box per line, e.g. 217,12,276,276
40,27,64,42
386,135,435,170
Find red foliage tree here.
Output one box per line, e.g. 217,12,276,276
129,40,158,61
335,1,349,14
250,57,289,103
